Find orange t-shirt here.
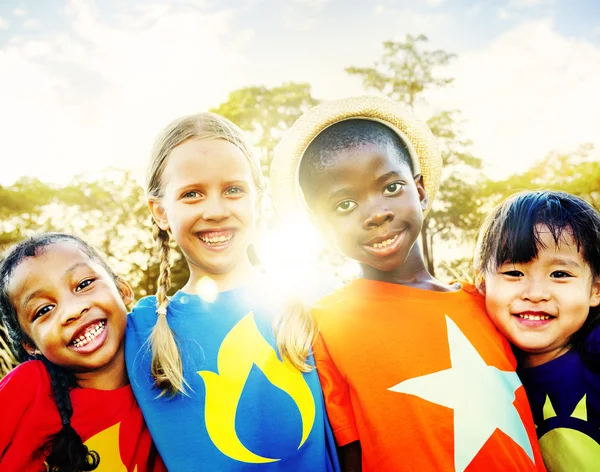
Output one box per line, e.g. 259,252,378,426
312,279,546,472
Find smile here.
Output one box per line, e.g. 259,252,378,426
362,231,405,257
197,229,235,248
71,320,106,348
515,313,553,321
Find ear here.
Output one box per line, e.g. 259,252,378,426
117,279,135,306
590,277,600,308
474,272,486,296
413,174,429,211
21,340,40,357
148,197,170,231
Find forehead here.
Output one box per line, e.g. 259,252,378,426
309,142,412,188
8,242,97,299
163,138,254,188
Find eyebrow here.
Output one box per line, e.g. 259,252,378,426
547,257,581,268
375,171,401,185
21,262,91,310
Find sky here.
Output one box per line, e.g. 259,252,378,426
0,0,599,186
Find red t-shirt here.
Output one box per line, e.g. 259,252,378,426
312,279,546,472
0,360,165,472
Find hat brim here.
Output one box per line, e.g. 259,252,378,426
270,95,442,221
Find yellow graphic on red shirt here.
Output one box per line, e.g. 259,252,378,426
198,312,315,463
538,394,600,472
83,423,137,472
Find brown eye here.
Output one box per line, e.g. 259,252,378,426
335,200,357,213
76,278,95,291
383,182,403,196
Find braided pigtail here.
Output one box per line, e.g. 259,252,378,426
274,297,317,372
149,221,186,395
38,356,100,472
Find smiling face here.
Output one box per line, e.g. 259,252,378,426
149,138,258,287
8,241,132,378
304,141,427,278
484,225,600,366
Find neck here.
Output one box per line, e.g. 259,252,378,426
520,345,572,368
360,242,458,292
74,346,128,390
183,258,257,293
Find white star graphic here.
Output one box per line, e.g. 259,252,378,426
389,316,535,472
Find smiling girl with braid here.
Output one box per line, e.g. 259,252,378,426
125,112,339,471
0,233,165,472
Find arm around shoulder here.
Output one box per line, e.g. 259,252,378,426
0,361,45,457
312,334,360,447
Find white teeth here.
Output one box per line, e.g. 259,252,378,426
72,321,106,348
371,234,398,249
200,234,232,245
517,314,551,321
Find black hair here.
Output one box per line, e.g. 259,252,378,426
476,191,600,367
298,119,414,205
0,233,121,471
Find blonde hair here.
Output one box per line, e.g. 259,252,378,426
146,112,313,395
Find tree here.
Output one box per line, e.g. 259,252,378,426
346,34,484,276
483,144,600,210
210,82,320,173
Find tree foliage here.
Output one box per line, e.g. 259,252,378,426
210,82,319,172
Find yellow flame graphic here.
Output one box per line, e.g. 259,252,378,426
198,312,315,463
83,422,136,472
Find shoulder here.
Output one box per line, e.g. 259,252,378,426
584,323,600,357
0,360,49,396
128,296,158,325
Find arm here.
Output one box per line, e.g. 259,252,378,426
312,334,361,471
338,440,362,472
0,362,38,458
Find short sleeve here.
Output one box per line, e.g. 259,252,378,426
0,361,41,459
312,334,358,446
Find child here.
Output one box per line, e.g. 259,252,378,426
0,233,164,472
270,96,546,472
475,190,600,472
125,112,339,471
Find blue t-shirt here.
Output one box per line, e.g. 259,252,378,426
125,285,340,472
517,326,600,471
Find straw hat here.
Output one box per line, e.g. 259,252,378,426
270,95,442,220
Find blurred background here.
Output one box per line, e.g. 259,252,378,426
1,0,599,375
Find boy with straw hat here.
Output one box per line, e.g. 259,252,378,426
270,96,545,472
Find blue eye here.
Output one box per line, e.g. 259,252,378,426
225,186,245,196
335,200,357,213
182,191,201,199
383,182,403,196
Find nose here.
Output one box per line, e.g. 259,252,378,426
202,195,231,222
520,277,551,303
362,200,394,230
60,296,90,326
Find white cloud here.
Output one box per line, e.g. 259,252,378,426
0,16,8,29
12,8,26,17
390,9,453,38
22,19,40,29
426,19,600,179
0,0,254,185
509,0,548,8
426,0,446,5
497,8,510,20
283,0,330,31
374,4,385,15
